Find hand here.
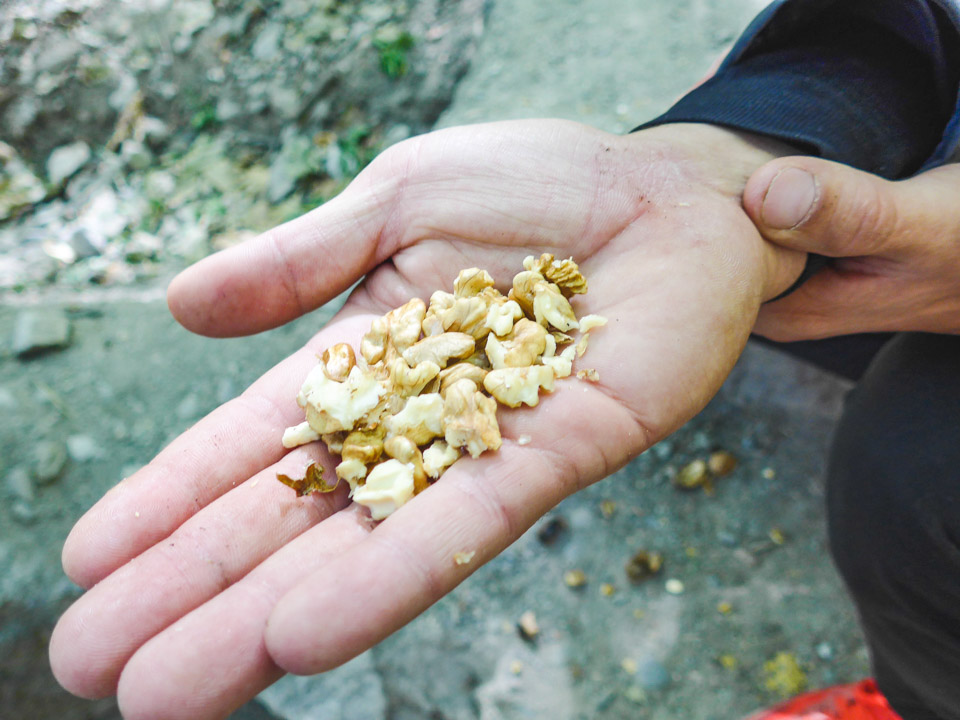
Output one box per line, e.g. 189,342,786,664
50,120,803,720
743,157,960,340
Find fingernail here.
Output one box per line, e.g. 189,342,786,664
761,167,817,229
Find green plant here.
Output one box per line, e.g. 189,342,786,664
374,31,415,78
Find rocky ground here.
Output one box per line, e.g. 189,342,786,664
1,0,872,718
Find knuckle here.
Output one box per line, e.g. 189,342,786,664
825,176,899,255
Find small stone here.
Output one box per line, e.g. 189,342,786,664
67,434,103,462
509,660,523,675
673,459,708,490
717,531,738,547
599,499,616,518
32,440,68,485
718,654,738,670
717,601,733,615
516,611,539,641
536,515,567,546
11,499,37,524
625,550,663,584
636,658,670,690
47,141,91,186
651,440,674,460
761,467,776,480
563,569,587,588
815,642,834,661
68,229,101,260
664,579,685,595
0,387,17,409
620,657,638,674
176,393,201,420
763,652,808,697
707,450,738,476
599,582,616,597
5,467,35,502
12,310,72,357
769,527,786,545
624,686,646,704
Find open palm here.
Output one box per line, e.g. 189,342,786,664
50,120,803,719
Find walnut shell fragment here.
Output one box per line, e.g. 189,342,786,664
277,462,338,497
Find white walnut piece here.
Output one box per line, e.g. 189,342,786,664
282,421,320,449
485,299,523,337
443,378,502,458
483,365,556,408
423,440,460,478
402,332,475,368
280,259,603,521
298,363,385,434
383,393,445,446
485,319,547,370
352,459,415,520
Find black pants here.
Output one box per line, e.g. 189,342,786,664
768,333,960,720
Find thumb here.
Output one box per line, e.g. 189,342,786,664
742,156,902,257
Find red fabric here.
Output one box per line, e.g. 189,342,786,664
745,679,904,720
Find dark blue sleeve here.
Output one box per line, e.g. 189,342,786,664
636,0,960,298
638,1,960,179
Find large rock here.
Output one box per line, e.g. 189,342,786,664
0,0,491,167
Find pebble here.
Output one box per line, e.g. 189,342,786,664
636,658,671,690
5,466,35,502
816,642,834,661
46,141,91,186
625,550,664,584
707,450,738,476
68,229,101,260
67,434,103,462
31,440,68,485
12,310,73,357
651,439,674,460
664,578,685,595
673,459,708,490
0,387,17,410
176,392,201,420
563,569,587,588
517,611,539,641
717,531,739,548
11,499,37,524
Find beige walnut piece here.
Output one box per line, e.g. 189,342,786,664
280,259,606,520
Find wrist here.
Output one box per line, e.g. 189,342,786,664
625,122,808,301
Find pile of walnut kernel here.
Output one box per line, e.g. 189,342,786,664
280,254,607,520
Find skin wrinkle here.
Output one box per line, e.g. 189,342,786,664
361,530,448,611
445,465,517,548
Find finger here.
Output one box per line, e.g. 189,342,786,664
754,267,889,340
742,156,904,257
166,146,408,338
114,507,372,720
265,383,646,675
50,447,349,700
61,313,374,589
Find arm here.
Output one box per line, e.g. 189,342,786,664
49,120,803,719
